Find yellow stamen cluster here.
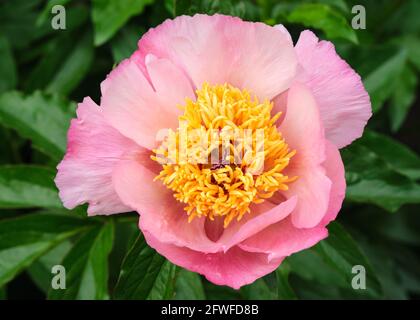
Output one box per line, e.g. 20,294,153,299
152,83,296,228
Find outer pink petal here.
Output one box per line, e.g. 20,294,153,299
137,14,297,100
295,30,372,149
112,156,222,253
100,55,195,150
143,231,283,290
55,97,142,215
215,196,297,251
274,24,293,45
238,217,328,261
279,83,331,228
321,140,346,225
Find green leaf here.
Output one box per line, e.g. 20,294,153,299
275,262,297,299
311,0,349,12
108,220,139,289
389,65,418,132
396,35,420,71
92,0,154,46
386,0,420,34
111,25,144,63
343,131,420,211
24,24,92,96
164,0,190,17
344,147,420,211
203,281,241,300
45,32,94,96
0,36,17,93
48,222,114,300
287,3,358,43
313,222,382,297
364,48,407,112
288,249,347,288
361,244,408,299
28,240,72,293
240,278,275,300
0,91,75,160
175,268,206,300
0,213,93,287
359,130,420,180
0,0,52,49
0,166,62,209
373,208,420,247
0,286,5,299
113,234,177,300
186,0,250,18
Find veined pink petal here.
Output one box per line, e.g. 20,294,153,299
100,56,195,150
144,230,284,290
279,83,332,228
215,196,297,251
274,24,293,45
295,30,372,148
238,216,328,261
137,14,297,100
55,97,143,215
321,140,346,225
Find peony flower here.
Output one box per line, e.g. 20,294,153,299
55,14,371,289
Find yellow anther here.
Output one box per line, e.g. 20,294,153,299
152,83,296,228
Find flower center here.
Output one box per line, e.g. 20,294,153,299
152,83,296,228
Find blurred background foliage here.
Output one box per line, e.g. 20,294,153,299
0,0,419,300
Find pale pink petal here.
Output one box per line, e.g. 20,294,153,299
215,196,297,251
112,157,222,253
144,231,283,289
274,24,293,45
295,30,372,148
279,83,331,228
137,14,297,100
321,140,346,225
100,56,194,150
271,90,288,125
55,97,142,215
238,216,328,261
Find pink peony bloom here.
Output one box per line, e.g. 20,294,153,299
55,14,371,289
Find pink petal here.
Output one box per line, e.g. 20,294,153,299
112,157,222,253
271,89,288,125
238,216,328,261
321,140,346,225
279,83,332,228
137,14,297,100
144,230,284,290
55,97,143,215
215,196,297,251
274,24,293,45
100,56,194,150
295,30,372,148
